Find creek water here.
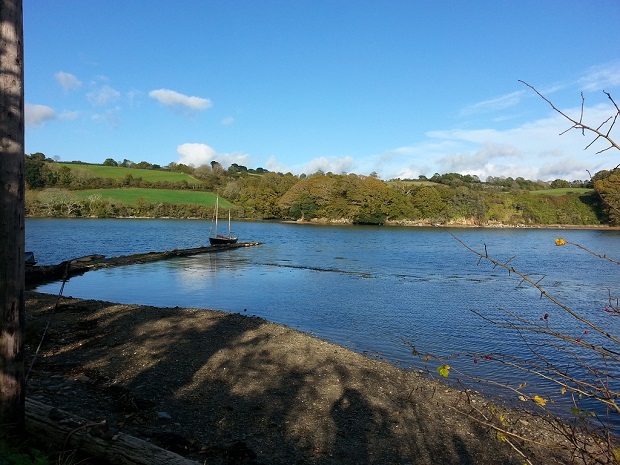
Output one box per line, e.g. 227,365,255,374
27,218,620,420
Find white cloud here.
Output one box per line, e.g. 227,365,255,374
126,89,144,108
265,156,354,176
55,71,82,92
301,156,354,175
25,103,56,126
375,142,454,179
221,116,235,125
431,144,579,181
91,107,121,127
177,143,217,166
25,104,80,127
538,159,598,181
87,84,121,106
461,91,525,116
149,89,212,112
437,144,521,175
391,167,427,180
176,143,250,168
264,156,285,172
214,152,252,168
58,110,80,121
261,95,617,181
374,103,618,181
579,60,620,92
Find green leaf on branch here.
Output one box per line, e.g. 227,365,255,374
437,364,450,377
570,406,595,417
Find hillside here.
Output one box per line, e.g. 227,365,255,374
72,188,234,208
24,157,619,226
56,163,203,184
529,187,594,196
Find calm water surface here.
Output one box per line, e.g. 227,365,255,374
27,218,620,414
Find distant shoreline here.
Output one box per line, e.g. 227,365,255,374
285,217,620,230
26,214,620,230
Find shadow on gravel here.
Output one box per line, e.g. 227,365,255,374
25,291,533,465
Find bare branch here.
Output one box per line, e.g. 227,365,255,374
519,80,620,153
564,240,620,266
449,231,620,345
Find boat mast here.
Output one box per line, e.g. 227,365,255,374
214,197,219,235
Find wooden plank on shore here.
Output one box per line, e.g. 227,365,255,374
25,242,262,286
25,398,200,465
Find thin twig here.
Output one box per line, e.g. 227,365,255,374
519,80,620,153
450,232,620,345
25,262,70,384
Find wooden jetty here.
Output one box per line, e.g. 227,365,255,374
25,241,261,286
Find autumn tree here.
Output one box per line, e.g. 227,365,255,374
593,168,620,225
278,173,412,223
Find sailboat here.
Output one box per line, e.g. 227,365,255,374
209,197,238,245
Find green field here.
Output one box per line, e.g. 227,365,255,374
530,188,594,196
386,180,440,187
57,163,202,184
74,188,235,207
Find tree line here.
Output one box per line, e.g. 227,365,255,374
24,153,619,226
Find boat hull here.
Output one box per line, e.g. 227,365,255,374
209,236,238,245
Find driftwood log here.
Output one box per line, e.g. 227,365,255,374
25,398,199,465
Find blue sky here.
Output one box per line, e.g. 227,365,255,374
24,0,620,181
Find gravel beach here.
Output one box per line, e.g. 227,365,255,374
24,291,571,465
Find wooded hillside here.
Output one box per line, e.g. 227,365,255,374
24,154,619,226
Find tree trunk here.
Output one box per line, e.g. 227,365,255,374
25,399,200,465
0,0,25,436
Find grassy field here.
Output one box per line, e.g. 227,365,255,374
530,188,595,196
386,180,440,187
57,163,202,184
74,188,235,207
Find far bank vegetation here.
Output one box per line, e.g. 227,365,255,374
24,154,619,226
